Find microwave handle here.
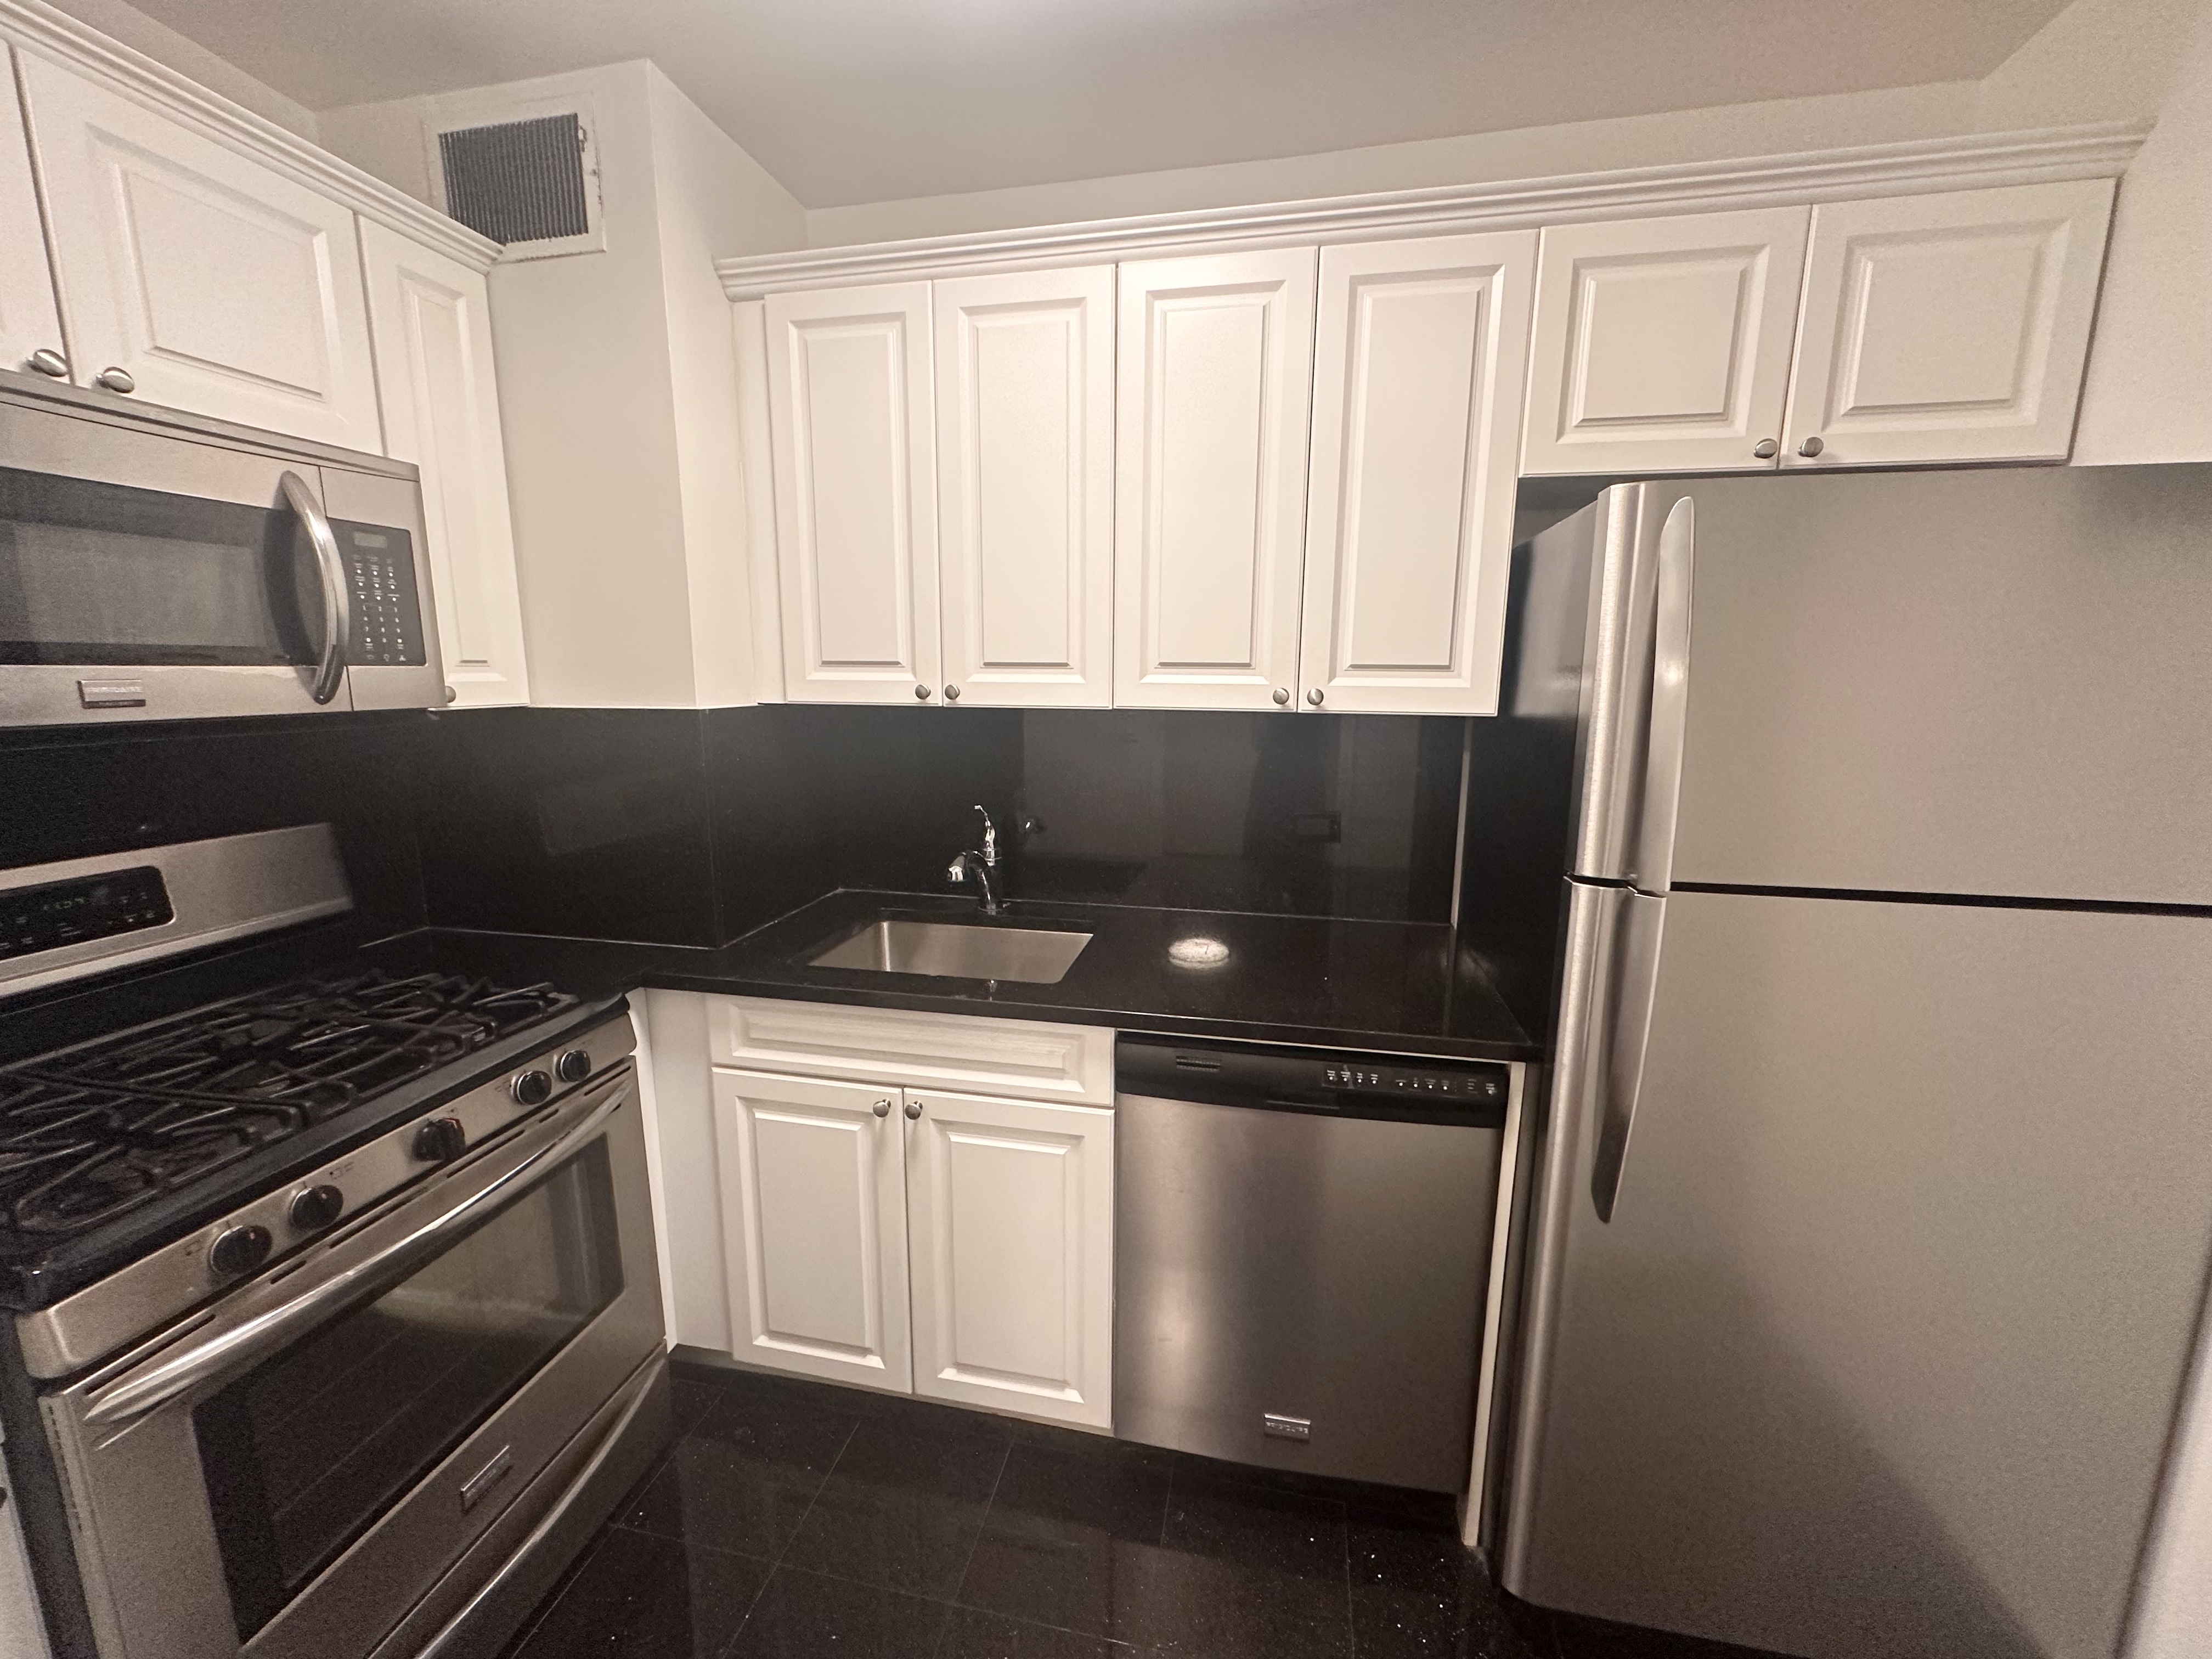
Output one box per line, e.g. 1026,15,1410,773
83,1074,631,1425
280,470,351,705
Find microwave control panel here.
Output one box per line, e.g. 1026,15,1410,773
335,522,427,667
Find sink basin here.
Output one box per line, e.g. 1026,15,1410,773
808,919,1093,984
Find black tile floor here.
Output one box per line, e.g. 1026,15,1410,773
503,1359,1786,1659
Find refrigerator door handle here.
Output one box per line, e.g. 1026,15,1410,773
1628,496,1695,896
1591,890,1666,1223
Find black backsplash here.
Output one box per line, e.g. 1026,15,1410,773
705,706,1466,926
0,713,428,938
4,703,1483,953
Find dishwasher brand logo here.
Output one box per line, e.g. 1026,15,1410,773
1262,1413,1313,1442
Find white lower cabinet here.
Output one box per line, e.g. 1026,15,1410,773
905,1089,1114,1427
710,1057,1115,1427
714,1069,914,1393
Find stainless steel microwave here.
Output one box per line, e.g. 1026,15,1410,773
0,369,443,727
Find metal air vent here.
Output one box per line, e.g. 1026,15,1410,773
434,112,601,256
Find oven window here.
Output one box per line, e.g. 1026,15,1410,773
193,1139,625,1640
0,465,323,665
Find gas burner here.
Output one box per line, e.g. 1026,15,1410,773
0,969,582,1245
0,1078,300,1237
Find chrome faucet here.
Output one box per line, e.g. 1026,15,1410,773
945,805,1005,915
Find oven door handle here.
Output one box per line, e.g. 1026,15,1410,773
408,1357,661,1659
280,469,351,706
83,1076,631,1426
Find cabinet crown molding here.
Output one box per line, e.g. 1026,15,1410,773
0,0,500,271
718,121,2146,300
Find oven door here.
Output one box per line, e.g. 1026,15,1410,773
0,391,441,726
42,1066,665,1659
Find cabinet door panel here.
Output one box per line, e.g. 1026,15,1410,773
714,1069,912,1392
0,53,64,379
905,1090,1113,1427
766,281,939,702
1782,180,2114,467
935,267,1113,707
18,53,380,449
1522,206,1808,475
1115,249,1316,709
1301,232,1536,714
360,221,527,707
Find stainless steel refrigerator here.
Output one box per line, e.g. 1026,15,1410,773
1497,465,2212,1659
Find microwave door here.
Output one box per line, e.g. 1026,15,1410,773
0,383,441,728
0,450,346,726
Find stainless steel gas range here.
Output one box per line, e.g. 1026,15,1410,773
0,825,670,1659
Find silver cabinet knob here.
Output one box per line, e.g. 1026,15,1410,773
25,348,67,379
872,1099,891,1119
1306,687,1324,707
914,683,932,700
1752,438,1780,459
904,1099,923,1121
1797,436,1824,459
94,366,135,394
1272,687,1290,706
944,684,960,702
443,685,458,705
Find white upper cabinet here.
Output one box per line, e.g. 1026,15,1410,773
933,267,1115,708
1521,206,1810,476
904,1089,1115,1429
16,53,382,450
0,52,65,380
359,220,528,708
714,1069,913,1394
765,280,941,703
1781,180,2115,468
1114,249,1317,710
1300,232,1537,716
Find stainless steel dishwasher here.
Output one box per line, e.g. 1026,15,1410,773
1113,1034,1512,1492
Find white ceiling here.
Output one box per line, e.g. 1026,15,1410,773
104,0,2073,207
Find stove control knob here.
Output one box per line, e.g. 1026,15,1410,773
510,1069,555,1107
555,1048,592,1084
413,1116,467,1163
209,1224,273,1279
287,1184,345,1232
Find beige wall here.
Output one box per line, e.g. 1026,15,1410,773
2070,1,2212,462
803,80,1985,246
34,0,317,137
799,0,2192,249
321,63,805,707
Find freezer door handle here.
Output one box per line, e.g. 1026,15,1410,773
1590,890,1666,1222
1628,498,1695,895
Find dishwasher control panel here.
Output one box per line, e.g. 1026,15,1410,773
1321,1062,1507,1103
1117,1034,1513,1125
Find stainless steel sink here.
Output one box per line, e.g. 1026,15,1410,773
808,919,1093,984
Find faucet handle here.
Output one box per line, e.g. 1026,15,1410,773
972,805,997,864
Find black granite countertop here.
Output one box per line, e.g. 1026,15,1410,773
394,890,1540,1063
2,891,1541,1068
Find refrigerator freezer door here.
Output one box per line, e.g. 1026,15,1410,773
1664,464,2212,905
1503,889,2212,1658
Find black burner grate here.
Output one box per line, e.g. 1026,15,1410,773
0,1079,300,1235
0,970,579,1244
